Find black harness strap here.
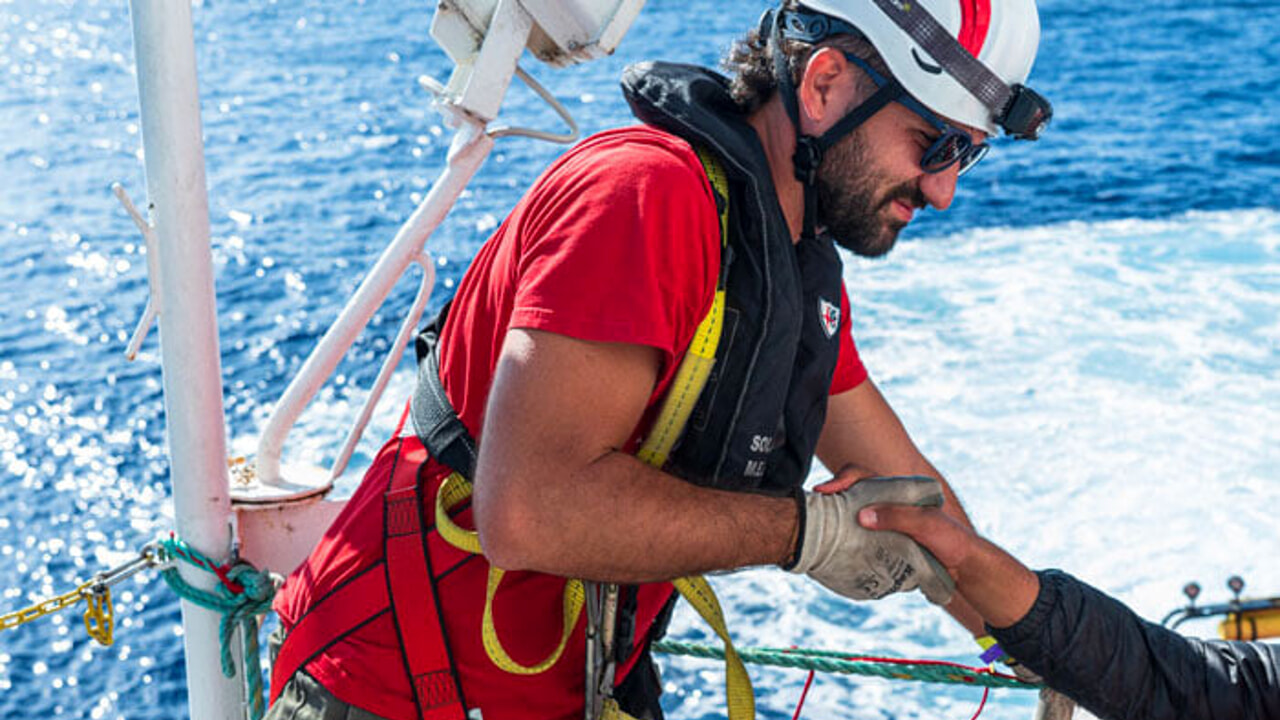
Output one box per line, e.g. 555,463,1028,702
411,300,479,480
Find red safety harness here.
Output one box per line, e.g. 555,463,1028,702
268,435,471,720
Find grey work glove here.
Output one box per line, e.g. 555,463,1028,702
789,476,955,605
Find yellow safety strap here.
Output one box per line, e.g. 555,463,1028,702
634,291,724,468
433,147,753,719
670,577,755,720
437,472,587,675
436,472,481,555
635,146,729,468
633,148,755,720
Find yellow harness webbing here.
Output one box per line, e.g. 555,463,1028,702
433,147,754,720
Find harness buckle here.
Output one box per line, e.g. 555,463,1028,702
584,581,620,720
792,136,823,186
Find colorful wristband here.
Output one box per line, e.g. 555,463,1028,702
976,635,1008,665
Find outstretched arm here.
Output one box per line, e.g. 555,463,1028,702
474,326,947,605
861,504,1280,720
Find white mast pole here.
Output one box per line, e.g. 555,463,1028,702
125,1,242,718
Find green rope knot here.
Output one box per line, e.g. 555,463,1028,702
229,562,277,607
159,543,279,720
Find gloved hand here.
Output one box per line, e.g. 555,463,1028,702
788,476,955,605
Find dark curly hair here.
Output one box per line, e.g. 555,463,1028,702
723,2,893,114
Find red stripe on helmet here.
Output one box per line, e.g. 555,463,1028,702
957,0,992,57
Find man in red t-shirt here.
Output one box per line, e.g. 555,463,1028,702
275,124,883,720
270,1,1051,718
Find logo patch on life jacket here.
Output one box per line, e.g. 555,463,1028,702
818,297,841,339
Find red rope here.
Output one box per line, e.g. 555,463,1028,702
840,653,1021,682
836,655,1004,720
784,649,1011,720
210,563,246,595
166,532,245,595
790,669,816,720
969,685,991,720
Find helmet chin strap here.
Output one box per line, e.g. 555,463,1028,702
766,8,903,241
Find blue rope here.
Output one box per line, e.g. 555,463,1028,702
160,560,276,720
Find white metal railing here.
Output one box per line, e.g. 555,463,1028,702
253,118,493,491
116,2,643,716
253,0,640,491
124,0,241,717
329,254,436,481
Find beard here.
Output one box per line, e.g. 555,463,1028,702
814,129,924,258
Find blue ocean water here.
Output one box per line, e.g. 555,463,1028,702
1,1,1278,719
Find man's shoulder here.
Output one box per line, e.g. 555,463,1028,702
576,124,699,160
549,125,708,189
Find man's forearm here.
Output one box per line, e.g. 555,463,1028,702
475,328,801,584
952,536,1040,629
475,448,799,583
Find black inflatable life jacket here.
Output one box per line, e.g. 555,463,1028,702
622,61,845,493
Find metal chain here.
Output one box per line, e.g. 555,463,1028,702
0,541,169,646
0,533,277,720
0,586,89,631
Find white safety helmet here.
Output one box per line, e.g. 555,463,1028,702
764,0,1051,241
784,0,1048,137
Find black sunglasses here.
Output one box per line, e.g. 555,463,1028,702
844,53,990,176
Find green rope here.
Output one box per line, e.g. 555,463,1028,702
152,531,1032,714
158,539,277,720
652,640,1038,690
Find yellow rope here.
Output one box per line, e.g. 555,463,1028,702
669,577,755,720
435,472,482,554
635,147,754,720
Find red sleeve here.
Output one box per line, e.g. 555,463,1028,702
507,128,720,378
829,283,868,395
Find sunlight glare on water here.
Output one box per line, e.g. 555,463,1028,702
1,0,1277,719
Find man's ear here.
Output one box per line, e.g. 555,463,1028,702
797,47,857,135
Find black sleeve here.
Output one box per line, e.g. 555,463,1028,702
989,569,1280,720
